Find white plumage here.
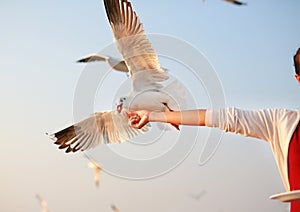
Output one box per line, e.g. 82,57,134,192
49,0,185,153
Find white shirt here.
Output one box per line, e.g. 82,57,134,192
205,108,300,191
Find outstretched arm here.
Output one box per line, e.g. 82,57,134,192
127,108,299,144
127,110,207,129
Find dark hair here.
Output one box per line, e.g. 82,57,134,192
294,48,300,75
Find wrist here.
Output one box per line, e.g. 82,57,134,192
149,111,165,123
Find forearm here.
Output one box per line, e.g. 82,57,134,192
149,110,207,126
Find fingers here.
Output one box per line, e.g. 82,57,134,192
127,111,141,128
126,111,136,119
132,114,148,129
128,116,143,129
136,114,148,128
126,110,150,129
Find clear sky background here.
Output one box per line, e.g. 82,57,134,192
0,0,299,211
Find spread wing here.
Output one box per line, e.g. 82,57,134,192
77,53,129,73
77,53,109,63
103,0,168,91
48,111,148,153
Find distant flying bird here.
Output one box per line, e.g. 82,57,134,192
84,153,102,187
88,161,101,187
189,190,207,201
77,53,129,73
48,0,185,153
202,0,247,6
111,204,120,212
223,0,247,6
36,194,50,212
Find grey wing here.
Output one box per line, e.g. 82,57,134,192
77,53,129,73
48,111,148,153
103,0,167,79
77,53,109,63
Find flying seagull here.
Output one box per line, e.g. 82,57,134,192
223,0,247,6
111,204,120,212
189,190,207,201
48,0,185,153
36,194,50,212
84,153,102,187
77,53,129,73
202,0,247,6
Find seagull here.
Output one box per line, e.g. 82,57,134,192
189,190,207,201
84,153,102,187
88,161,101,187
36,194,50,212
111,204,120,212
77,53,129,73
202,0,247,6
48,0,185,153
223,0,247,6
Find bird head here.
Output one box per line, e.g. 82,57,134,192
116,96,127,113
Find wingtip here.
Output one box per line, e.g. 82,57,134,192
47,133,58,142
46,132,57,141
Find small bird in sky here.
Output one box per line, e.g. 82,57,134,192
189,190,207,201
84,153,102,187
36,194,50,212
223,0,247,6
77,53,129,73
202,0,247,6
111,204,120,212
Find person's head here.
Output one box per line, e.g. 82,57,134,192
294,48,300,84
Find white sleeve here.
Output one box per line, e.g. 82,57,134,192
205,107,299,191
205,108,293,142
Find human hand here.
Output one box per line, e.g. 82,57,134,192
126,110,150,129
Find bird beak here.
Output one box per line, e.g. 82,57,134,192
117,104,123,113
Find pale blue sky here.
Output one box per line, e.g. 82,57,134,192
0,0,299,211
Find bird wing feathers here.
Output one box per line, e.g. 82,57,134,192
103,0,167,79
49,111,148,153
77,53,109,63
77,53,129,73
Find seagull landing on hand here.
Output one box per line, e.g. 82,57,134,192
48,0,186,153
104,0,185,128
36,194,50,212
77,53,129,73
